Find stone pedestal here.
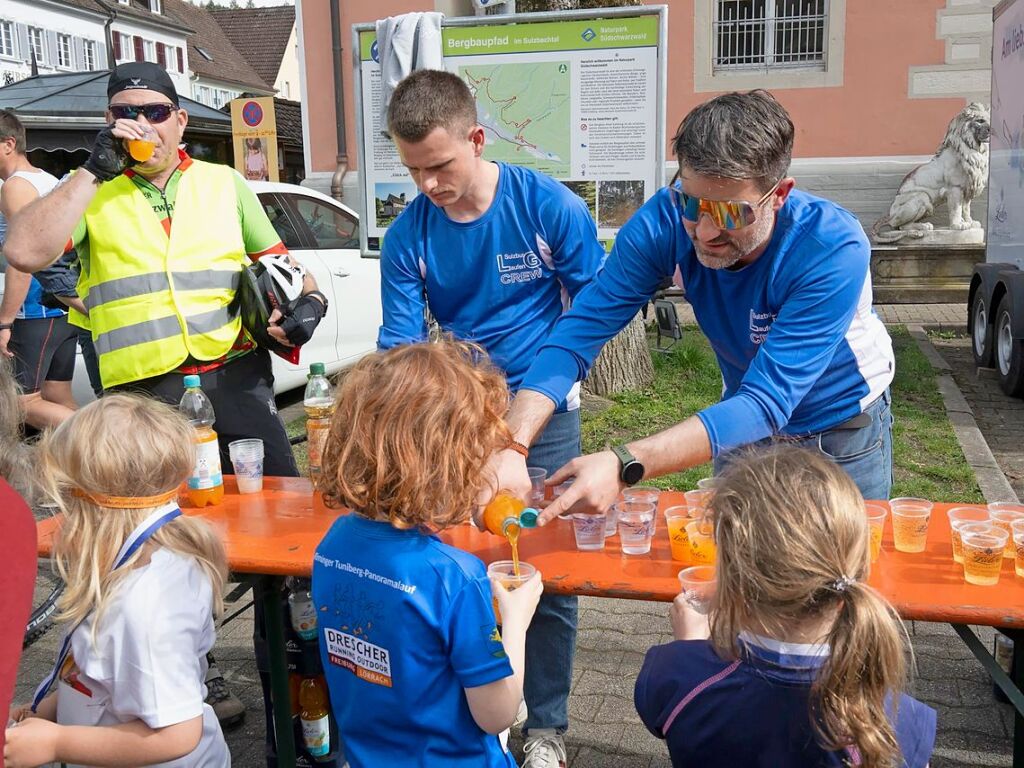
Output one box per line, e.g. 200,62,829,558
871,242,984,304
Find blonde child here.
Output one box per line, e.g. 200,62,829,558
635,446,936,768
4,395,230,768
312,340,543,768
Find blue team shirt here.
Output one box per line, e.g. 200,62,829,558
377,162,604,409
635,636,936,767
521,188,895,455
312,514,516,768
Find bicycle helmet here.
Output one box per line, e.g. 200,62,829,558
234,255,307,356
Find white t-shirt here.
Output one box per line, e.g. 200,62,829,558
56,548,230,768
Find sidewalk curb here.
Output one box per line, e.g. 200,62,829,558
906,324,1020,504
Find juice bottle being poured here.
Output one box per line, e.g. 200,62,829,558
482,492,539,575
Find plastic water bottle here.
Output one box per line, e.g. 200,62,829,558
287,576,318,641
179,375,224,507
304,363,334,488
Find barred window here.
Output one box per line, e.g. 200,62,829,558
714,0,827,71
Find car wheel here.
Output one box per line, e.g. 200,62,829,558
970,289,994,368
995,294,1024,398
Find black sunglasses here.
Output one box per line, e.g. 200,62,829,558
108,103,178,123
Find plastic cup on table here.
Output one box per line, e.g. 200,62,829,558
571,511,607,551
864,503,888,563
686,515,717,565
987,502,1024,559
615,501,656,555
678,565,716,615
696,476,718,492
487,560,537,624
684,488,713,511
623,485,661,533
1013,519,1024,578
552,478,575,520
960,523,1008,586
664,505,702,565
947,506,990,565
527,467,548,507
228,439,264,494
889,497,933,553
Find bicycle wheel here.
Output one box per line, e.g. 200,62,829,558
25,504,64,648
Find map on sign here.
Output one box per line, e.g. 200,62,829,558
461,63,571,178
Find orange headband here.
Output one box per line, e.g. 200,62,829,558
71,487,179,509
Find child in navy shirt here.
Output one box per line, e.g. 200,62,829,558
312,340,543,768
635,446,936,768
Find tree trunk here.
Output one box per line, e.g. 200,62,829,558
582,312,654,397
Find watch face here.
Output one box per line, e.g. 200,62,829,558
622,461,645,486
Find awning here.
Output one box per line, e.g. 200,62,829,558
29,129,98,153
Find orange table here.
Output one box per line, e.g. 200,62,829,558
35,478,1024,766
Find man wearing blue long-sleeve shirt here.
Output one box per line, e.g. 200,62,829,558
377,70,604,768
502,90,895,521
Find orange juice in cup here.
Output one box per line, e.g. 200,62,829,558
960,523,1008,586
127,137,155,162
946,506,990,564
1013,519,1024,578
864,504,888,563
987,502,1024,559
664,505,694,564
686,517,716,565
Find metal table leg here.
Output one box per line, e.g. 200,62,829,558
950,624,1024,768
257,575,296,768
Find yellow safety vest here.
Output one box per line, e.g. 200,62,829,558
72,161,247,389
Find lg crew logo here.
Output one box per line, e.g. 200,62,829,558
749,308,777,344
497,251,543,285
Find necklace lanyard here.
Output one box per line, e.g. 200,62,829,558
31,503,182,712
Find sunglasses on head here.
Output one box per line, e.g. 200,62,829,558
668,172,780,231
108,103,177,123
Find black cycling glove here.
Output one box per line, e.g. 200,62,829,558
83,125,134,183
277,292,327,346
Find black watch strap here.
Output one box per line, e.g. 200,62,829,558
0,322,13,331
612,444,644,484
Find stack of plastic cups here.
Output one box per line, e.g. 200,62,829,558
228,439,265,494
623,485,661,533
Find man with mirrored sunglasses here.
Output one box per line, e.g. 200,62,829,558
496,89,895,519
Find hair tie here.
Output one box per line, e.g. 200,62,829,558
71,487,180,509
830,575,857,593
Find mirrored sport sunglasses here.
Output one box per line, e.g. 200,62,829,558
108,103,178,123
668,172,780,231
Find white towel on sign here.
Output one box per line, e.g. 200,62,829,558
376,12,445,138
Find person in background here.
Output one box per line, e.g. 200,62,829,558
0,110,77,428
378,69,605,767
313,340,542,768
635,445,935,767
5,395,230,768
501,90,895,521
0,357,37,768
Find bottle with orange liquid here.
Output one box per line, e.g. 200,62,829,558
299,676,332,760
178,375,224,507
482,492,538,573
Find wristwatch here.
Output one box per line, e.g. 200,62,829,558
611,444,645,485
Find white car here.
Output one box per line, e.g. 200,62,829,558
54,181,381,402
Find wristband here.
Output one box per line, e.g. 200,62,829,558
0,322,13,331
507,440,530,459
304,289,329,308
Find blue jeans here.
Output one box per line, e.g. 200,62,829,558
715,389,894,501
523,408,580,735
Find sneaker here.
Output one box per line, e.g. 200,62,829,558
513,699,529,729
522,729,567,768
204,662,246,727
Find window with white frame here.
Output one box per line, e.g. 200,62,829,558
714,0,827,72
0,21,14,58
27,27,45,64
165,45,177,72
143,39,156,63
57,33,72,68
83,39,96,70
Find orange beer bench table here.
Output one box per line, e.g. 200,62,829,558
35,478,1024,767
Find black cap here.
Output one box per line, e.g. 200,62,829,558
107,62,179,107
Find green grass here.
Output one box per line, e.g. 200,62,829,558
289,325,983,502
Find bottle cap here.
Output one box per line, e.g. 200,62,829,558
310,362,326,375
183,374,200,388
519,508,539,527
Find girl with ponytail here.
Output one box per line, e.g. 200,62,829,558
635,445,936,767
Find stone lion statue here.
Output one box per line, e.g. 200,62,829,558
872,102,990,243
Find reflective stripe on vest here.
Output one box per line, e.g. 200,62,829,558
79,162,247,389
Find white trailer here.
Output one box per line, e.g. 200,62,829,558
970,0,1024,395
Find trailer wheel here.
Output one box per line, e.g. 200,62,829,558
995,294,1024,397
971,289,995,368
